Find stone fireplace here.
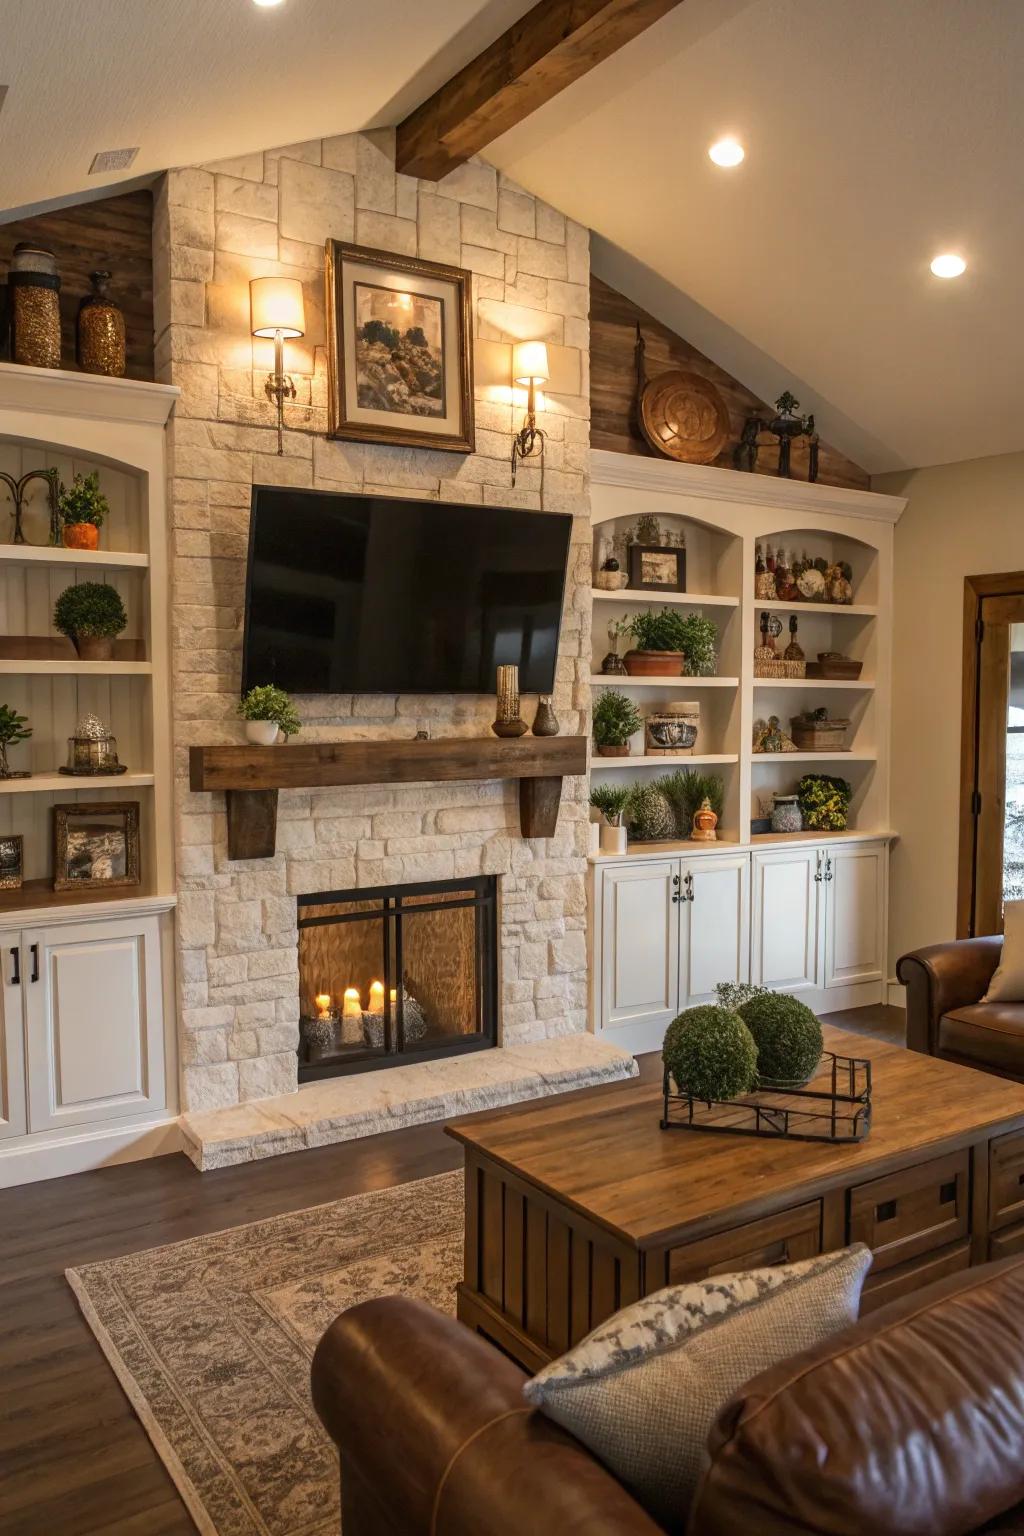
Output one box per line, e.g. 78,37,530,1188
297,875,498,1080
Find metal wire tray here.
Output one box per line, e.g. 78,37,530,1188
661,1050,872,1143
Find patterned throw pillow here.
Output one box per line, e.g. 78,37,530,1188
523,1244,872,1533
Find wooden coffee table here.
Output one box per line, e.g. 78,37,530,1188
446,1026,1024,1372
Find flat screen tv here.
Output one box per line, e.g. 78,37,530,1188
241,487,573,695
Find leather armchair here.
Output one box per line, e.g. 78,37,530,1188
312,1256,1024,1536
897,937,1024,1079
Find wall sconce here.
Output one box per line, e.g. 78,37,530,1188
250,277,306,455
510,340,549,485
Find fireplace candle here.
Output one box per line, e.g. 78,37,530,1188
341,986,363,1046
315,992,332,1020
368,980,385,1015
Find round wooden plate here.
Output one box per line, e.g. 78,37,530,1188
638,370,730,464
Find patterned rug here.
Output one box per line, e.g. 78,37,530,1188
67,1171,463,1536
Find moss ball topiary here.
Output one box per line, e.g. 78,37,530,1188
662,1005,758,1102
737,992,823,1086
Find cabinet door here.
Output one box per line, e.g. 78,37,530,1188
0,938,27,1140
823,842,887,989
599,860,680,1054
24,917,165,1132
680,854,750,1006
751,847,822,992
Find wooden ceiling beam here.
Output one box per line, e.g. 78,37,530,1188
396,0,686,181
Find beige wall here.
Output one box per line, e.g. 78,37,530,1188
877,451,1024,975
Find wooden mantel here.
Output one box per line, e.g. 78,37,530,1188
189,736,588,860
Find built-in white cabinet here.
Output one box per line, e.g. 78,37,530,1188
592,837,889,1053
0,902,175,1182
596,852,750,1053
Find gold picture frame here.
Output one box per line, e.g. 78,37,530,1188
326,241,475,454
53,802,141,893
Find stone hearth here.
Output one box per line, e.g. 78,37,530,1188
180,1034,636,1170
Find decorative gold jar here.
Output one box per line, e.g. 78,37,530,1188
77,270,126,377
9,244,61,369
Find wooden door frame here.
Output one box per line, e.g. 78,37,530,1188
957,572,1024,936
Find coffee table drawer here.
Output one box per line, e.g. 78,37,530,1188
990,1130,1024,1230
849,1150,969,1271
667,1202,821,1285
990,1220,1024,1262
860,1239,971,1315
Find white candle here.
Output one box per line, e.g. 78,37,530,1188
368,980,385,1015
342,986,362,1018
315,992,332,1020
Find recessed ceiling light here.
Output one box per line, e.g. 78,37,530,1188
930,253,967,279
252,0,285,6
709,138,745,168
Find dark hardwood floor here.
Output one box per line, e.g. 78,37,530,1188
0,1005,903,1535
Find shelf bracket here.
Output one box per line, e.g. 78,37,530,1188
226,789,279,861
519,776,563,838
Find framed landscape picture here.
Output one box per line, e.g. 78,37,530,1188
53,802,140,893
628,543,686,593
326,241,475,453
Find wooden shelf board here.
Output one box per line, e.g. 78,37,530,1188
0,878,154,915
0,772,155,795
592,589,739,608
589,675,739,689
751,752,876,764
752,677,873,691
748,829,890,845
0,545,148,570
592,754,739,769
755,599,878,617
0,660,152,676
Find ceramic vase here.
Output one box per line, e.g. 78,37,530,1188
245,720,280,745
600,820,628,855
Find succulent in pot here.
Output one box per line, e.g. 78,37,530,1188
589,783,631,855
592,688,642,756
53,580,127,660
58,471,108,551
238,684,301,745
624,609,718,678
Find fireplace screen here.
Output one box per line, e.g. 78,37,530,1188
296,876,498,1081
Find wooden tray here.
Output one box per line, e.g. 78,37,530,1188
807,656,863,680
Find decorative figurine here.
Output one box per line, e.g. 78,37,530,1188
734,390,820,482
691,796,719,842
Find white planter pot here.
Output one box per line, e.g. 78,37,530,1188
587,819,601,856
600,822,628,856
245,720,281,746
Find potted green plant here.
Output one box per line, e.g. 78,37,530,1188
0,704,31,779
589,783,630,855
238,684,301,745
58,471,109,551
592,688,642,756
624,610,718,678
53,581,127,661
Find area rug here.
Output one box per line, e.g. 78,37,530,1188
67,1171,463,1536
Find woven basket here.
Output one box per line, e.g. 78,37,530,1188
791,719,849,750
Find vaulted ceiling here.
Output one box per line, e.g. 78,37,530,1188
1,0,1020,473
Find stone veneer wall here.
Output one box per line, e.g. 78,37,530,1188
152,132,593,1112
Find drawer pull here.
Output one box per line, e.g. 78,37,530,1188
940,1181,957,1205
876,1199,898,1222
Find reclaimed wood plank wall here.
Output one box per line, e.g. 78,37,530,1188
590,274,869,491
0,189,154,382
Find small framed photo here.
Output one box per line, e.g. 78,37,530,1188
326,240,475,453
0,834,23,890
53,802,140,893
628,544,686,593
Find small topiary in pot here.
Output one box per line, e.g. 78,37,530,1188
737,991,823,1087
53,580,128,661
662,1005,758,1103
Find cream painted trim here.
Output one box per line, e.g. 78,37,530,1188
590,448,906,524
0,893,177,931
0,1115,181,1188
0,361,179,427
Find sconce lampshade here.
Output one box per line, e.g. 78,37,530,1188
513,340,550,385
250,277,306,338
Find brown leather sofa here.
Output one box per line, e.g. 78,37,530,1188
896,936,1024,1079
312,1254,1024,1535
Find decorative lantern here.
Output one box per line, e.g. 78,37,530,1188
60,713,126,776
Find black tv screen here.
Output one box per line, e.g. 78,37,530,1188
241,487,572,695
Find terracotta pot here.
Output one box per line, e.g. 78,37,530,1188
74,634,114,661
596,744,630,757
623,649,686,677
62,523,99,551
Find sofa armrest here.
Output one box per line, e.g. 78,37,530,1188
896,938,1002,1054
311,1296,664,1536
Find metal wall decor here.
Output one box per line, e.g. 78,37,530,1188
0,467,60,546
633,326,730,465
735,391,820,481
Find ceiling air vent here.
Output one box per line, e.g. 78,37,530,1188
89,146,139,175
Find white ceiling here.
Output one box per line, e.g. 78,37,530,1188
0,0,531,215
487,0,1024,473
1,0,1019,472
